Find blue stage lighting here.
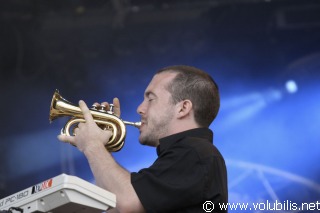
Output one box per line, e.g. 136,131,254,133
285,80,298,94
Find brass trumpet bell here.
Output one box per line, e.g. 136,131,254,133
49,90,141,152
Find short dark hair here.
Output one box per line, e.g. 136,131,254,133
156,65,220,127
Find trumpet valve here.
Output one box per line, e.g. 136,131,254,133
107,104,115,114
91,104,98,110
99,105,106,112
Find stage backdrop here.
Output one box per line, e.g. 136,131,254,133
0,0,319,212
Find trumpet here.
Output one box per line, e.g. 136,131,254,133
49,90,141,152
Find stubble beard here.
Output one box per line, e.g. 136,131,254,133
139,110,174,147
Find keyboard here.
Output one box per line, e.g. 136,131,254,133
0,174,116,213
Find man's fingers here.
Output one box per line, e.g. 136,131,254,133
92,102,100,108
113,97,121,117
100,99,120,117
58,134,76,145
79,100,94,123
101,102,109,110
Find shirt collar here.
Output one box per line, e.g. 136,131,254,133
156,128,213,156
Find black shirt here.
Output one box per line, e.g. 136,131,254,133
131,128,228,213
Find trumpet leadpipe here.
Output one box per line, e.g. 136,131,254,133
123,121,141,128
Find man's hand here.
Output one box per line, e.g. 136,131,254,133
57,99,116,153
94,97,121,117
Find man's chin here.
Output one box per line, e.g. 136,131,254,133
139,138,150,146
139,136,158,147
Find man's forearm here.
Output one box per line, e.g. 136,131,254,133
83,144,145,212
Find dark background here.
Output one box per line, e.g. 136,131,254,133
1,0,320,211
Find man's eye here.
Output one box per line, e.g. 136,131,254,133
148,98,154,102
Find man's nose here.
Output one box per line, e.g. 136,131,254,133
137,101,145,115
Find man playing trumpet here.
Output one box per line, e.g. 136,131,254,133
58,65,228,212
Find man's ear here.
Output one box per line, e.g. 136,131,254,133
176,100,193,119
